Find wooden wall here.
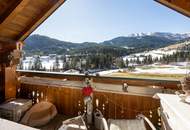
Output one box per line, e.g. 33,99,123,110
156,0,190,17
5,66,17,100
0,65,17,102
17,70,182,128
0,0,67,104
19,83,160,127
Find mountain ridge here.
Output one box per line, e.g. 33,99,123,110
24,32,190,56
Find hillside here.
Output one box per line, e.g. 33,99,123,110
101,32,190,49
24,35,99,55
24,33,190,56
162,39,190,50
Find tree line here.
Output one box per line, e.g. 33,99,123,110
18,46,190,72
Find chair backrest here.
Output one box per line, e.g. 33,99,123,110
137,114,156,130
101,117,109,130
108,119,146,130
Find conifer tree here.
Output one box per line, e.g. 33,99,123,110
33,56,42,70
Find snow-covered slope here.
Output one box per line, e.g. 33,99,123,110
128,32,190,41
123,40,190,62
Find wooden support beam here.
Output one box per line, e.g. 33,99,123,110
0,64,5,103
0,0,31,29
155,0,190,18
18,0,66,41
0,36,19,54
0,37,16,44
5,66,17,100
0,65,17,102
0,51,10,66
0,0,22,24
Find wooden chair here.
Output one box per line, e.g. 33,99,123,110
106,114,156,130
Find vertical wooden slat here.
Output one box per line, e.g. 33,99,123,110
19,83,160,127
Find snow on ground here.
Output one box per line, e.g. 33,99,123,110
133,67,189,74
22,57,190,75
123,40,190,62
63,69,80,74
97,69,122,76
139,62,190,74
23,59,63,70
98,62,190,75
123,48,177,61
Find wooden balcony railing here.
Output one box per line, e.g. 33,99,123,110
17,70,180,90
17,70,181,128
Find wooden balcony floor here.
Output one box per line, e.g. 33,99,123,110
37,114,71,130
36,114,97,130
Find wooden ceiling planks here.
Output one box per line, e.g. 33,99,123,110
18,0,66,41
0,0,30,39
155,0,190,17
0,0,66,54
0,0,22,24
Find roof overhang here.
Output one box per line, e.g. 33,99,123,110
1,0,189,53
155,0,190,18
0,0,66,53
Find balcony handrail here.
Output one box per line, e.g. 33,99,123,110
17,70,180,82
17,70,181,91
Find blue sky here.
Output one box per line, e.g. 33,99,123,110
33,0,190,43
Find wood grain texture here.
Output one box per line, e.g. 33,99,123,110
155,0,190,17
0,65,17,102
0,0,22,24
5,66,17,100
0,0,66,51
0,64,5,103
18,71,180,90
19,83,160,127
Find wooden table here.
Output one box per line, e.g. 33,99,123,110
156,94,190,130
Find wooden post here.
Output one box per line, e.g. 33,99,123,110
0,41,18,102
0,64,5,103
5,66,17,100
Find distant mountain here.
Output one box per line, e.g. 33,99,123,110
24,32,190,56
101,32,190,49
148,32,190,41
24,35,96,55
24,35,129,56
161,39,190,51
127,32,190,41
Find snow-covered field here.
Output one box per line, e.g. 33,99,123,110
118,41,190,78
99,62,190,78
23,57,64,70
123,48,176,62
97,69,122,75
133,63,190,74
22,57,190,76
123,40,190,62
22,40,190,77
